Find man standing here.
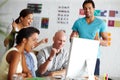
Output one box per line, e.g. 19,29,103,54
70,0,108,78
36,30,68,77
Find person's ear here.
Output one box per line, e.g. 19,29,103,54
22,38,27,43
53,36,55,42
20,17,24,22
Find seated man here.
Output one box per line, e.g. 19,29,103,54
36,30,69,77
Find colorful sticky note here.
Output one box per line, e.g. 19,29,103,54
114,20,120,27
109,10,115,17
79,9,84,15
108,20,114,27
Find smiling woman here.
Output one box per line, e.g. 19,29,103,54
4,8,33,50
0,27,40,80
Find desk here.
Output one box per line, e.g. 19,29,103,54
25,76,99,80
25,76,120,80
25,76,61,80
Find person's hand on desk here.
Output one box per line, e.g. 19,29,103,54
48,69,66,77
48,72,64,80
48,72,56,77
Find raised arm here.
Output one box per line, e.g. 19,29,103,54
94,32,108,46
37,48,57,75
34,38,48,48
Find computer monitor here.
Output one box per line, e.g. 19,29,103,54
65,38,100,80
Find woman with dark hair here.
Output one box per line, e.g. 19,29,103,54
0,27,40,80
4,8,34,49
3,8,48,77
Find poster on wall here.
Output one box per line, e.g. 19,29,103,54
41,17,49,29
108,10,120,27
94,10,107,17
27,3,42,13
31,16,41,29
108,20,120,27
27,3,44,29
57,5,70,24
31,17,49,29
109,10,120,18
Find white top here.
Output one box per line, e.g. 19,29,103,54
0,47,22,80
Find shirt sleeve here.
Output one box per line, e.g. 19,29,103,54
24,53,31,70
100,21,108,32
72,20,79,32
37,49,46,67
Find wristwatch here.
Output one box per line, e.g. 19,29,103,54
47,57,52,61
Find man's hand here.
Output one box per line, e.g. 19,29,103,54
70,31,79,42
94,32,100,40
48,69,66,77
48,72,55,77
49,48,58,58
70,31,79,39
40,38,48,44
34,38,48,48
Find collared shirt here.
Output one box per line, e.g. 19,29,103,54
36,46,69,76
24,51,36,77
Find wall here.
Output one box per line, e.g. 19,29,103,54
0,0,120,77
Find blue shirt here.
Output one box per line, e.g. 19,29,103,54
72,17,107,58
24,51,36,77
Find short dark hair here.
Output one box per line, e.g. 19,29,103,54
16,27,40,44
82,0,95,8
15,8,33,23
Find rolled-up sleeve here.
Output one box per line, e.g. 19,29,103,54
37,50,46,67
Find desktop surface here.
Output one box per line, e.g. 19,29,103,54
24,76,107,80
25,75,120,80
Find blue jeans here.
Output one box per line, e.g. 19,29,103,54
94,58,100,75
